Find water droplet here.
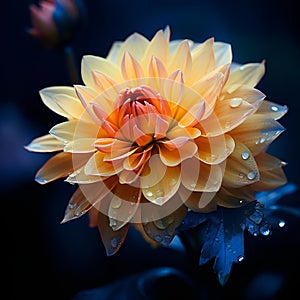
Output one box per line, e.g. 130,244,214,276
249,210,263,224
259,137,266,144
241,151,250,160
278,220,286,228
68,203,76,209
190,183,196,188
230,98,243,108
247,171,257,180
111,198,122,209
224,121,231,129
253,232,259,236
239,200,243,204
154,218,168,230
271,105,279,111
238,255,244,262
239,173,245,179
154,235,162,242
111,237,119,248
260,226,271,236
145,190,153,197
281,161,288,167
110,218,117,228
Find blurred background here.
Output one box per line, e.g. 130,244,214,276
3,0,299,299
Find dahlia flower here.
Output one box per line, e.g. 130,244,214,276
26,27,287,257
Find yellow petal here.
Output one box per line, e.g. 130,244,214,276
195,134,235,164
148,56,168,90
188,38,215,84
97,210,129,256
163,70,184,105
121,51,144,81
39,86,83,119
141,202,187,246
230,114,285,156
35,152,89,184
81,55,122,87
256,100,288,120
225,61,265,92
108,183,141,230
158,141,197,166
74,85,102,124
214,186,255,208
222,141,259,188
222,86,265,110
190,71,225,117
85,151,123,176
25,134,64,152
64,138,96,153
142,29,169,67
178,186,217,212
61,187,92,223
114,32,149,65
65,166,105,184
213,41,232,67
167,39,192,80
200,98,255,136
141,156,181,205
251,152,287,190
181,157,223,192
91,70,118,95
106,41,122,63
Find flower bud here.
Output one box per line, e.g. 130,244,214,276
27,0,87,48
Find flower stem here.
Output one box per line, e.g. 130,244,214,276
64,45,79,84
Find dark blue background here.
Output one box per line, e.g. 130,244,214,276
3,0,299,299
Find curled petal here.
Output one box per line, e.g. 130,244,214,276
158,141,198,166
195,134,235,164
222,141,259,188
25,134,64,152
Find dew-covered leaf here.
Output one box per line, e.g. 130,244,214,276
198,206,245,286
